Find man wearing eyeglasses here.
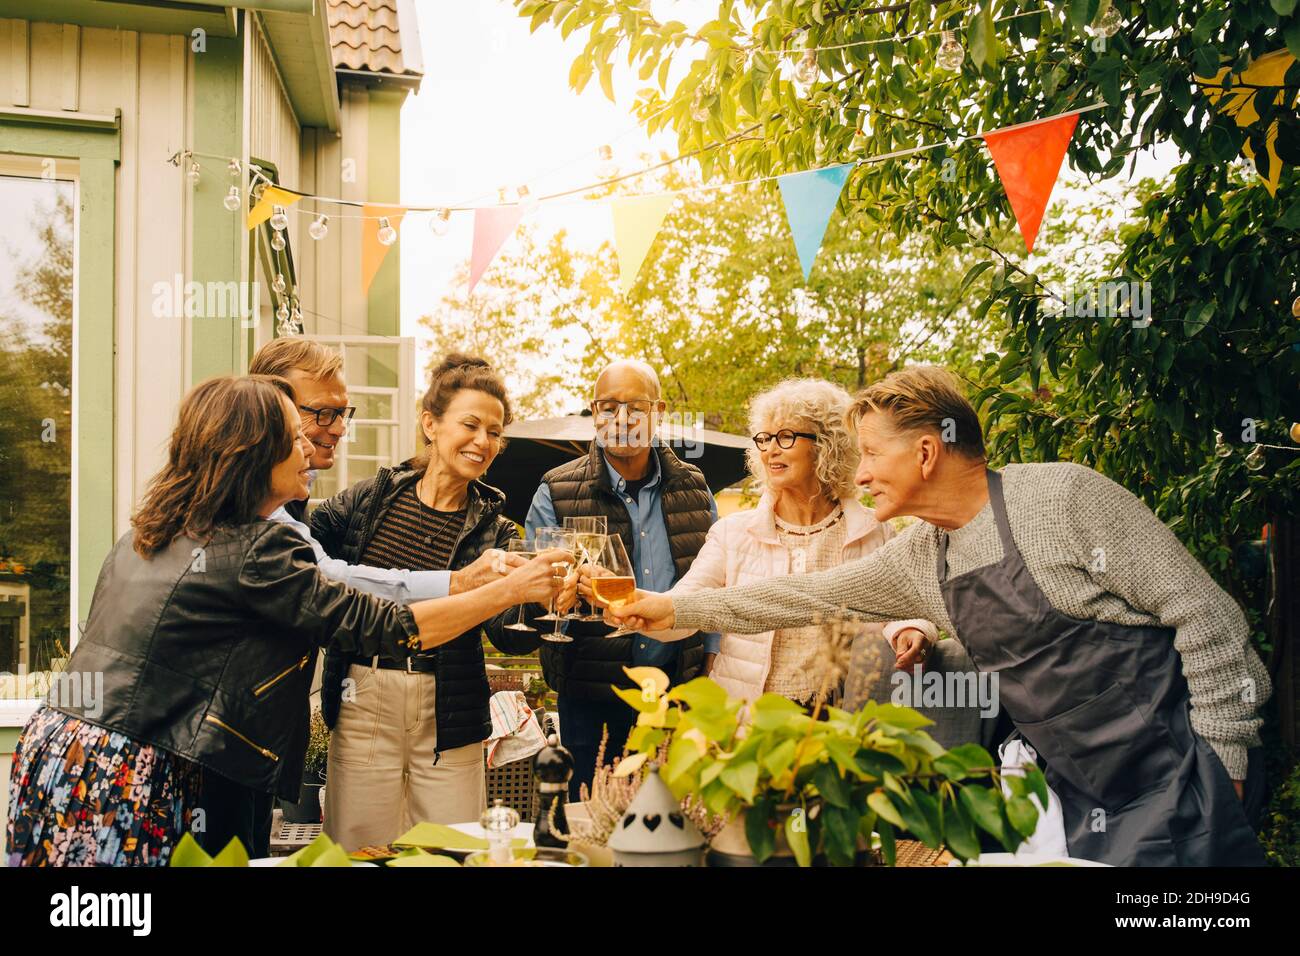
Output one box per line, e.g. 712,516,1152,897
523,359,719,798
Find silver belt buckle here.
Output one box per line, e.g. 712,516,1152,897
406,656,415,674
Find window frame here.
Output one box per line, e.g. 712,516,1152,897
0,112,118,726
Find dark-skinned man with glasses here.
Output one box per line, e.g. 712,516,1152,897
196,339,517,855
522,359,719,798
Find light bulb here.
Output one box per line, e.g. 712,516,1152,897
1090,4,1122,38
276,301,289,323
270,205,288,231
691,86,711,122
290,306,303,333
1213,431,1232,458
227,158,242,178
223,186,241,212
517,185,540,215
1244,445,1266,472
1291,296,1300,318
272,272,287,295
430,208,451,236
186,161,201,187
377,216,397,246
270,230,286,251
596,145,618,180
1289,422,1300,444
794,49,819,86
309,215,328,240
937,30,965,71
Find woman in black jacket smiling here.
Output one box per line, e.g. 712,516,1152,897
4,375,570,867
310,354,537,850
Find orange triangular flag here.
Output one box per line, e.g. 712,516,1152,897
362,204,406,295
982,113,1079,253
246,185,301,231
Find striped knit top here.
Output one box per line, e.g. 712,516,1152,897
359,483,465,574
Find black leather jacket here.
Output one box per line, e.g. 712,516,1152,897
52,523,420,800
310,461,533,753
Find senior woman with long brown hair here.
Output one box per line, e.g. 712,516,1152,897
5,375,570,866
611,365,1270,867
642,377,937,704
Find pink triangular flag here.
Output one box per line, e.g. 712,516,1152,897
468,206,525,293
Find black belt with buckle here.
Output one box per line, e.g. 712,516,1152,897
348,654,437,673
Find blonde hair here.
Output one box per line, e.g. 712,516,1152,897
846,365,985,460
746,378,859,502
249,337,343,383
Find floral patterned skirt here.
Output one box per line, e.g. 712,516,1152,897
6,705,203,867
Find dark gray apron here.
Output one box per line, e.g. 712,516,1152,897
937,470,1264,866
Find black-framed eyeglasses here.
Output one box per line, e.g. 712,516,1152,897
298,403,356,427
592,399,655,422
752,429,817,450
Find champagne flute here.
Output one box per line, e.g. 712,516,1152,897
535,527,576,643
563,516,608,622
589,534,639,639
502,538,538,634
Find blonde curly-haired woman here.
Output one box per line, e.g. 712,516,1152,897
666,378,937,703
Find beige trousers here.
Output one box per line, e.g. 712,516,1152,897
323,663,486,852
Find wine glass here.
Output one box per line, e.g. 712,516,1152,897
535,526,576,643
502,538,538,634
563,517,608,622
588,534,639,639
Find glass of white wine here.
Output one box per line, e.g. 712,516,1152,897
589,534,638,639
503,538,538,634
563,516,608,622
535,526,576,643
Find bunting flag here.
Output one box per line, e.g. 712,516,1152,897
611,194,675,294
361,205,407,294
469,205,525,293
776,163,853,280
983,113,1079,253
246,185,301,230
1197,49,1297,197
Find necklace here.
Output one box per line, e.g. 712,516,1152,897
414,479,465,547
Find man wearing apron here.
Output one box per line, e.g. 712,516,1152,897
939,470,1263,866
614,366,1270,867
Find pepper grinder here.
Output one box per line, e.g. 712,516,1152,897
534,733,574,848
480,798,520,866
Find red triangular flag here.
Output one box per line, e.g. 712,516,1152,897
468,206,524,293
982,113,1079,253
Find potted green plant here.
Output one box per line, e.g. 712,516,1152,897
611,666,1047,867
281,707,330,824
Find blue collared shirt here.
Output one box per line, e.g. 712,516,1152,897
525,449,721,665
267,474,451,605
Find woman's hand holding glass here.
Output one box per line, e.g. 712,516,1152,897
505,548,577,609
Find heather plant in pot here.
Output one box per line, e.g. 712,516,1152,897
281,707,330,824
612,667,1047,866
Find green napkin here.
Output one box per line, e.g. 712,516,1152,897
392,822,526,851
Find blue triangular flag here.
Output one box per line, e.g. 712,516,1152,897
777,164,853,280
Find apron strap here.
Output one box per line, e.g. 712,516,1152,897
986,468,1018,558
935,527,950,583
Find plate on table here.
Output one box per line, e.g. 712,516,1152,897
389,821,534,859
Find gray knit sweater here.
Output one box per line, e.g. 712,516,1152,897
673,462,1270,779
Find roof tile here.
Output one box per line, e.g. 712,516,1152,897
326,0,420,77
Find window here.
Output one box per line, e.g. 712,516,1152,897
0,159,74,703
301,335,417,504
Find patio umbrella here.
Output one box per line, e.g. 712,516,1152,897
484,413,752,526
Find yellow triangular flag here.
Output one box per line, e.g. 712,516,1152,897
1197,48,1297,197
611,194,675,295
361,204,407,295
246,185,302,230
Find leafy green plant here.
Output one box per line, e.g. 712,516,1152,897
613,666,1044,865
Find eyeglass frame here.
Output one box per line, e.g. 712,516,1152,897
298,403,357,427
752,429,817,450
590,398,661,422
